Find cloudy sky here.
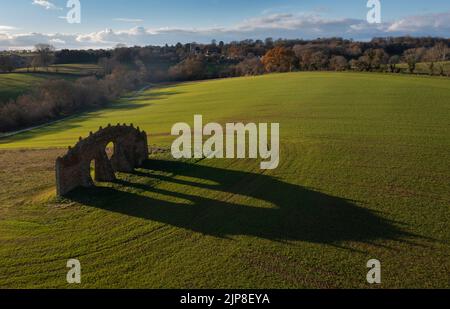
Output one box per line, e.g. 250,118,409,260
0,0,449,50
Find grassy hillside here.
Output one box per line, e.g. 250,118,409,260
0,72,79,103
15,63,102,76
0,72,449,288
0,73,49,103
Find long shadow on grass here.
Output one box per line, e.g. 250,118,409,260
68,159,414,245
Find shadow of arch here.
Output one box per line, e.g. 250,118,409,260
67,159,416,245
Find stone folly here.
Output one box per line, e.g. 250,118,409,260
56,124,148,196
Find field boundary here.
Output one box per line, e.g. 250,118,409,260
0,84,152,139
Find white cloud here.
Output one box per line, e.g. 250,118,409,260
114,18,144,23
387,12,450,35
49,38,66,44
0,26,17,31
32,0,61,10
0,11,449,50
234,13,367,33
0,26,18,33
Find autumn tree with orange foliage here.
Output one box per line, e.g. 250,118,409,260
261,46,297,73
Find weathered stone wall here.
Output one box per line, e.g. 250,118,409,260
56,124,148,196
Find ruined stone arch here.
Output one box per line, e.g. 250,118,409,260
56,124,149,196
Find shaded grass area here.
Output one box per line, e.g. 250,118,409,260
0,73,49,103
0,63,99,103
70,159,412,244
0,72,78,103
0,149,447,288
15,63,102,76
0,72,449,288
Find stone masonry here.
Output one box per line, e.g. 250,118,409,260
56,124,148,196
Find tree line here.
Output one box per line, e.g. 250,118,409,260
0,60,146,132
96,37,450,80
1,37,449,77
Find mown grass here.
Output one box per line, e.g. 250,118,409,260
0,72,449,288
0,72,79,103
15,63,102,76
0,73,49,102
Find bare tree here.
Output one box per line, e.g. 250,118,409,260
98,57,119,76
360,48,389,71
330,56,348,71
236,56,264,76
33,44,55,72
293,46,314,71
403,48,425,74
371,49,389,71
168,56,206,80
354,55,371,71
424,48,439,75
310,51,329,71
0,55,14,73
388,55,400,73
434,42,449,62
426,43,449,75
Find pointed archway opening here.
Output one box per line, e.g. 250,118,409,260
90,159,96,182
106,142,115,160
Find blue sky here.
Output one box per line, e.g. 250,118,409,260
0,0,449,49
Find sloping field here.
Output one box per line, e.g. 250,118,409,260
0,72,78,103
0,72,449,288
15,63,102,76
0,73,49,102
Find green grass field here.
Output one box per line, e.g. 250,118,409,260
0,73,51,102
0,63,100,103
0,72,449,288
15,63,102,76
0,72,79,103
